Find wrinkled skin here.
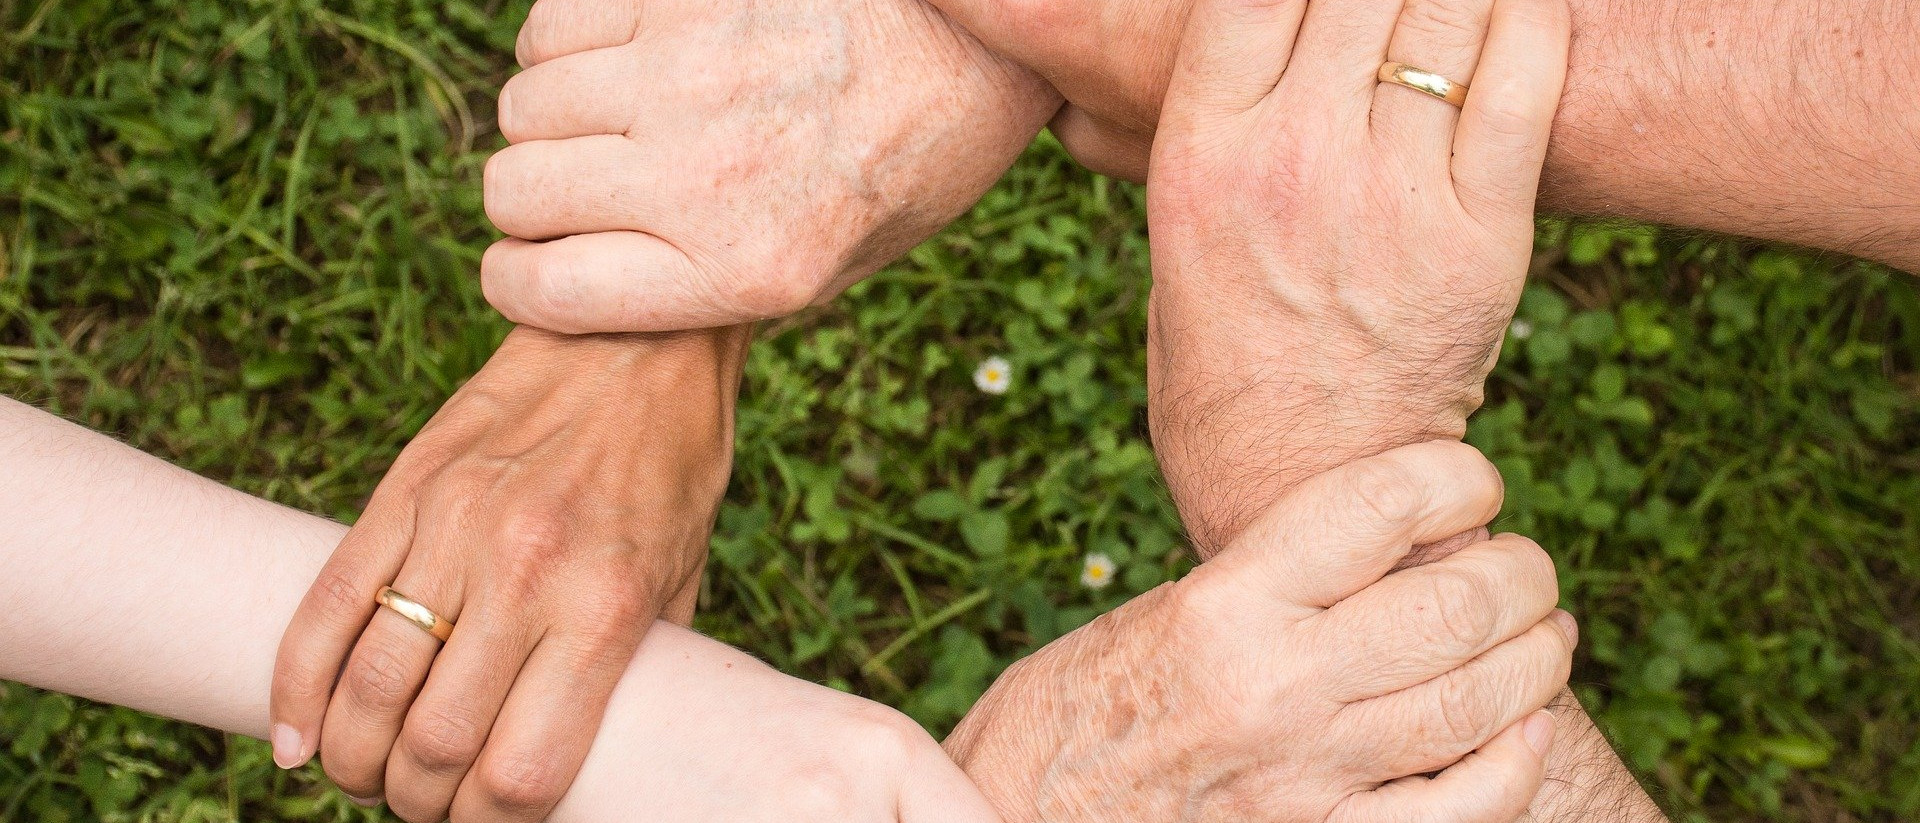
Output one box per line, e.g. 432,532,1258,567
479,0,1060,333
946,443,1575,822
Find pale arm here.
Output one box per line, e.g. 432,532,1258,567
0,394,998,823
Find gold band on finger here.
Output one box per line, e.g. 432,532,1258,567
1378,62,1469,107
376,586,455,642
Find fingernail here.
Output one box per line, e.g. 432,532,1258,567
1523,709,1555,755
348,795,382,808
271,723,307,769
1551,610,1579,647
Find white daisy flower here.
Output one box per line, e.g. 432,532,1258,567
1080,553,1117,590
1508,319,1535,340
973,356,1012,395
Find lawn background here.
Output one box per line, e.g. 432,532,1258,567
2,0,1916,820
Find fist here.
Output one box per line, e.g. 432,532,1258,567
946,442,1576,822
481,0,1059,333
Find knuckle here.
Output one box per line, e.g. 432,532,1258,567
1343,458,1429,526
311,566,372,619
515,0,567,67
1417,566,1498,654
514,250,590,328
1398,0,1484,46
476,750,571,815
722,263,820,320
401,708,486,775
344,643,419,706
1433,668,1498,744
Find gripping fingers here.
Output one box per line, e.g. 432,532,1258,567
1370,0,1496,154
498,45,656,144
1449,0,1570,222
1356,610,1577,777
516,0,642,68
317,559,467,802
483,136,662,242
448,633,637,823
1191,442,1504,614
1331,710,1554,823
1159,0,1312,127
382,607,535,823
270,503,417,771
480,234,741,334
1315,532,1560,700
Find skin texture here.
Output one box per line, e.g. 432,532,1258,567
271,325,751,822
922,0,1920,271
1124,0,1666,818
0,395,1002,823
3,398,1558,822
940,0,1663,820
945,443,1575,822
456,0,1912,818
478,0,1060,333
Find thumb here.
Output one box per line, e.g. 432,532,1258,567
1161,0,1309,127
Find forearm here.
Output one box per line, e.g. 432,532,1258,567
1543,0,1920,270
0,385,993,823
933,0,1920,269
1144,283,1665,821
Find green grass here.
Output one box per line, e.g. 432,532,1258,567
2,0,1916,820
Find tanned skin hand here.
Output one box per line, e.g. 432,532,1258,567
272,325,750,823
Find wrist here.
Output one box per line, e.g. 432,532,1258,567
1146,287,1486,555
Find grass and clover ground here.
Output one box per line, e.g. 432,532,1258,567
2,0,1917,820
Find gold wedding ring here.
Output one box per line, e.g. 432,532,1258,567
376,586,455,642
1378,62,1469,107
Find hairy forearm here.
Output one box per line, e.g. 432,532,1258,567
1543,0,1920,270
933,0,1920,269
1144,278,1666,821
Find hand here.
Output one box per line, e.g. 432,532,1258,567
271,325,750,823
1143,0,1570,552
476,0,1061,334
945,442,1575,821
555,622,1003,823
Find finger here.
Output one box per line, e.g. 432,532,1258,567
1330,710,1553,823
449,633,637,823
1047,105,1151,183
270,498,417,770
483,136,659,241
1354,611,1576,776
516,0,642,68
498,45,653,144
481,234,763,334
1194,441,1504,611
1449,0,1570,222
316,557,467,801
1370,0,1495,160
1158,0,1311,127
1313,533,1559,699
1280,0,1404,114
382,606,537,823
